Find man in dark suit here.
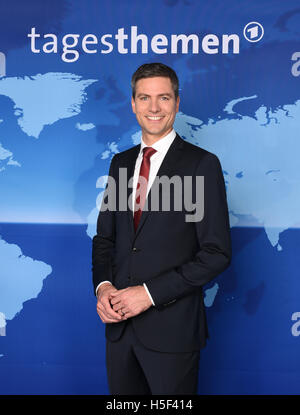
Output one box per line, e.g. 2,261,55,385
92,63,231,395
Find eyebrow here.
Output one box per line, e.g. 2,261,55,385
136,93,173,98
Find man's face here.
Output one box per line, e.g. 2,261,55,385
131,76,180,143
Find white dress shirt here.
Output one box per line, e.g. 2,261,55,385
96,129,177,307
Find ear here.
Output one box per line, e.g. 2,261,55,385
131,96,136,114
176,96,180,113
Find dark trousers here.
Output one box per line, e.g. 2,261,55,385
106,319,200,395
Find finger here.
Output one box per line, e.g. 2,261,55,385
97,302,109,316
98,308,112,323
101,295,120,311
98,292,128,320
98,301,122,321
107,290,118,300
97,303,107,316
98,308,124,323
97,309,104,323
97,304,109,321
102,298,123,320
119,309,128,319
110,288,128,297
105,307,122,321
112,302,124,312
111,295,127,306
126,311,136,318
117,306,130,315
97,296,127,322
122,311,131,319
110,295,122,304
110,290,123,296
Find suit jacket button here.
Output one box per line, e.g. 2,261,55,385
132,247,137,252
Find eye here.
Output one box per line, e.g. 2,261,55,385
161,96,169,101
140,96,148,101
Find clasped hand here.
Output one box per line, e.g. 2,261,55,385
96,283,152,324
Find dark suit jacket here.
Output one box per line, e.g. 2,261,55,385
92,134,231,353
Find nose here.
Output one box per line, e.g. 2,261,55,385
149,98,160,113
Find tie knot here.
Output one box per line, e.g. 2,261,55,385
143,147,157,160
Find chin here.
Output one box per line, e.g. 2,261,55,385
147,128,167,136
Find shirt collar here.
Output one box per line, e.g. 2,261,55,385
140,129,176,155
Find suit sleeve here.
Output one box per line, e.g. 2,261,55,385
145,154,232,307
92,155,117,296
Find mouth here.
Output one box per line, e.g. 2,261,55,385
146,116,164,121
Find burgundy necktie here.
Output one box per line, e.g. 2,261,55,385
134,147,157,232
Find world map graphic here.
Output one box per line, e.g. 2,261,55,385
0,0,300,395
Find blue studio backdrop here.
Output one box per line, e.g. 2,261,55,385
0,0,300,395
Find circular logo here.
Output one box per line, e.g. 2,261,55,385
243,22,264,43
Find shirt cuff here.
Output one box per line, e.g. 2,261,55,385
143,283,155,306
96,280,112,296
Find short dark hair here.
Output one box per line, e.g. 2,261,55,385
131,62,179,99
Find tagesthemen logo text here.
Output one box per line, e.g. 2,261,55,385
27,25,249,63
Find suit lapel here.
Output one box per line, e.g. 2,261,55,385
124,145,140,241
133,134,184,240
